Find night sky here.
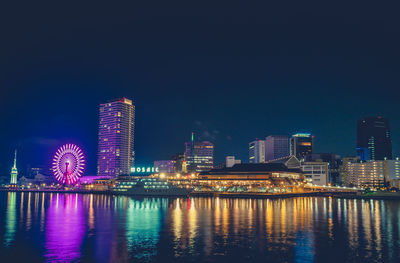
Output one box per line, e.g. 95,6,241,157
1,1,399,176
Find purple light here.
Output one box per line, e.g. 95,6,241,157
52,144,85,185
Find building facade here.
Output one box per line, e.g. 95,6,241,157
265,135,289,161
305,153,342,185
249,140,265,163
226,156,242,168
356,116,392,161
343,160,385,188
97,98,135,177
184,134,214,172
172,153,185,173
154,160,176,174
290,133,313,160
301,161,329,186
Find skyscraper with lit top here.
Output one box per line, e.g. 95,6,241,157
97,98,135,177
185,132,214,172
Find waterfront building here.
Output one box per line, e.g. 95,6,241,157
301,161,329,186
10,150,18,185
226,156,241,168
184,133,214,172
386,158,400,188
197,163,305,193
97,98,135,177
249,140,265,163
265,135,289,161
305,153,342,185
18,173,57,186
154,160,175,173
290,133,313,160
343,160,385,189
357,116,392,161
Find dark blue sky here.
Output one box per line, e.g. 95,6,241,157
1,1,399,176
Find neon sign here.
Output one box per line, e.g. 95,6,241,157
130,166,159,174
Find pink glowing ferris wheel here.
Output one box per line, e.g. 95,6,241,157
52,144,85,185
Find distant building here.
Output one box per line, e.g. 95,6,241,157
185,133,214,172
18,173,56,186
356,116,392,161
97,98,135,177
290,133,313,160
387,158,400,180
301,161,329,186
249,140,265,163
265,135,289,161
265,155,301,169
154,160,175,173
172,153,185,173
10,150,18,185
343,160,385,188
305,153,342,185
226,156,242,168
29,167,44,177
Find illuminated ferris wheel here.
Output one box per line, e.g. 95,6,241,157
52,144,85,185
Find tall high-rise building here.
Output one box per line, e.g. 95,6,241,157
97,98,135,177
249,140,265,163
10,150,18,185
290,133,313,160
356,116,392,161
265,135,289,161
184,133,214,172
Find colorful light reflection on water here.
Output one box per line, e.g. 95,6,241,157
0,193,400,262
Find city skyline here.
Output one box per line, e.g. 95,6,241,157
1,1,400,176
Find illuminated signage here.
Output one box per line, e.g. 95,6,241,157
293,133,311,137
130,166,159,174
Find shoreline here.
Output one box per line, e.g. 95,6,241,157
1,188,400,200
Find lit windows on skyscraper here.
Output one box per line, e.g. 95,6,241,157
265,135,289,161
97,98,135,177
290,133,313,160
184,133,214,172
249,140,265,163
356,116,392,161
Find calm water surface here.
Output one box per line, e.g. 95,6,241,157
0,192,400,262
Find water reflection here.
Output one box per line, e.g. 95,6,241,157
4,192,17,247
45,193,85,262
1,194,400,262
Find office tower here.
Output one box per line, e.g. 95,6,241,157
356,116,392,161
10,150,18,185
249,140,265,163
184,133,214,172
290,133,313,160
226,156,241,168
265,135,289,161
97,98,135,177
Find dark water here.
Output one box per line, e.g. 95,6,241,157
0,192,400,263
